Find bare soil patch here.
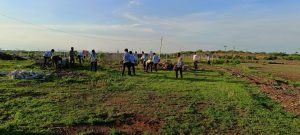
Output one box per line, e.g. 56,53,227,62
50,113,164,135
102,91,204,117
225,67,300,115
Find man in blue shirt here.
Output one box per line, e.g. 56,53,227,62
153,53,160,72
122,48,131,76
129,51,136,76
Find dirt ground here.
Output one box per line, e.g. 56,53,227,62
224,67,300,116
242,63,300,82
50,114,164,135
50,91,208,135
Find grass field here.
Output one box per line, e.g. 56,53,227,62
0,60,300,134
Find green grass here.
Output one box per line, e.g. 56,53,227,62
0,60,299,134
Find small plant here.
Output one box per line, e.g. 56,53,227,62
218,70,225,76
110,128,122,135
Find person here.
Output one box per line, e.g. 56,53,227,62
129,51,136,75
146,51,154,72
90,50,97,72
174,53,183,79
43,49,54,67
69,47,76,68
77,50,84,65
146,59,153,73
51,55,62,70
141,51,148,71
193,52,200,70
207,53,212,65
134,51,139,65
152,53,160,72
122,48,131,76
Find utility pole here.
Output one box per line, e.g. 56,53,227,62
159,36,163,58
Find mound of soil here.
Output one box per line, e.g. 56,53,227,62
0,52,26,60
225,68,300,115
50,114,164,135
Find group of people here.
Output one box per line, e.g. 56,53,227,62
121,48,184,79
121,49,161,76
43,47,97,71
43,47,209,79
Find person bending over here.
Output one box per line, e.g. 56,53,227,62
43,49,55,67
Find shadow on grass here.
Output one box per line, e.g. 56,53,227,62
136,70,225,83
0,129,49,135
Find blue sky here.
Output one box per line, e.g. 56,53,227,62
0,0,300,53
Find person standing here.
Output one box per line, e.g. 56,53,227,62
193,52,200,70
141,51,148,71
129,51,136,75
174,53,183,79
122,48,131,76
43,49,54,67
146,51,154,72
207,53,212,65
153,53,160,72
90,50,97,72
69,47,76,68
134,51,139,66
77,50,84,65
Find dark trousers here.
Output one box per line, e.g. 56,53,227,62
146,62,153,72
70,57,75,68
91,62,97,72
78,56,82,65
122,62,131,76
131,63,136,75
194,61,198,70
43,56,49,67
175,67,183,79
153,63,158,72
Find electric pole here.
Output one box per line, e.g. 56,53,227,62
159,36,163,58
224,45,227,51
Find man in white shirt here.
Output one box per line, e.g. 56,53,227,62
43,49,54,67
90,50,97,72
193,52,200,70
153,53,160,72
141,51,147,71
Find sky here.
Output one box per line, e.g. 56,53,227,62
0,0,300,53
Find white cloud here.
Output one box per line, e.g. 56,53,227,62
128,0,140,6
